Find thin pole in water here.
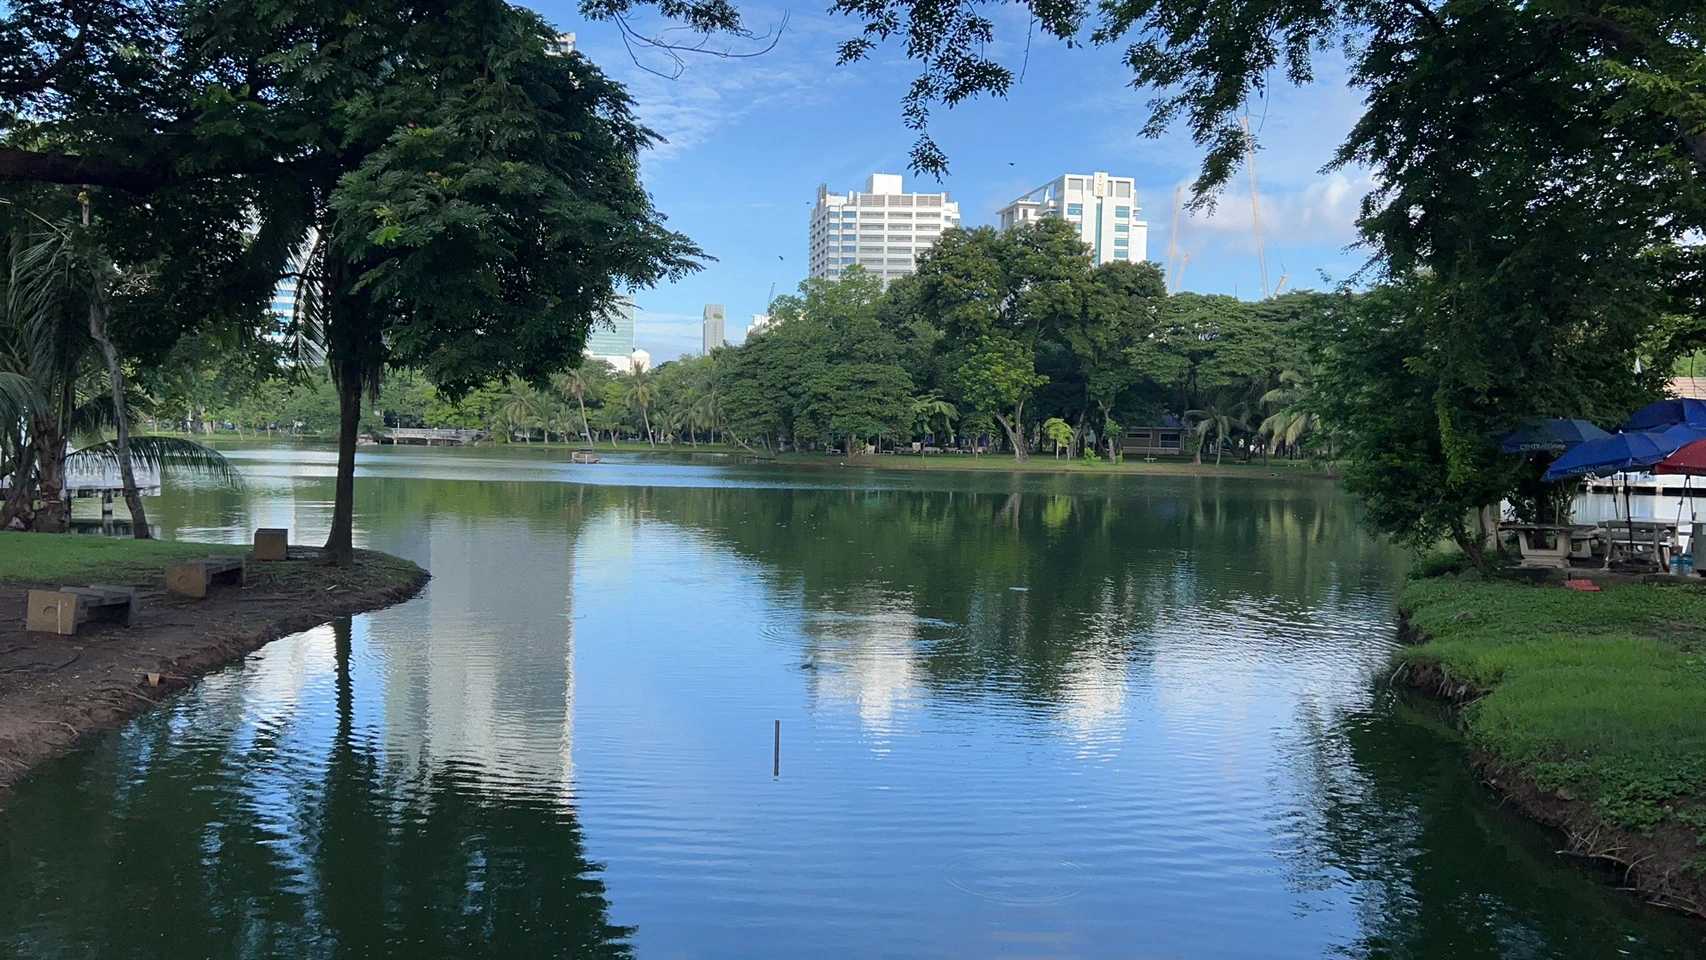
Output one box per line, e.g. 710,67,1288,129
773,720,780,778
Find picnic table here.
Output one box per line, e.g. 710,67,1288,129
1598,519,1679,570
1500,523,1601,569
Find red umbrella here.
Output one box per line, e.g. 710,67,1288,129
1656,439,1706,475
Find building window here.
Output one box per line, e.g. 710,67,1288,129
1114,206,1130,219
1115,224,1130,234
1115,182,1132,198
1066,203,1083,216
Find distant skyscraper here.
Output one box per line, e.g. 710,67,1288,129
748,313,772,336
702,304,726,353
584,297,649,372
585,298,635,356
808,174,960,284
998,172,1149,266
549,32,576,56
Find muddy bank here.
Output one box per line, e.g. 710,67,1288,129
1394,621,1706,919
0,547,427,801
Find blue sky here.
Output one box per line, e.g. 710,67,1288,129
531,1,1376,361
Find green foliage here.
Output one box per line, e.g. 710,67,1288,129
1401,578,1706,838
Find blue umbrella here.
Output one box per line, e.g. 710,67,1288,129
1498,418,1612,454
1543,424,1706,567
1541,426,1706,482
1622,398,1706,432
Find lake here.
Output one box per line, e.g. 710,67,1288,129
2,445,1702,958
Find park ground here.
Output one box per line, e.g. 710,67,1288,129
1398,571,1706,916
0,533,427,801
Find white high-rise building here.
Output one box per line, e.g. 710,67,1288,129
808,174,960,283
748,313,773,336
702,304,726,353
998,172,1149,266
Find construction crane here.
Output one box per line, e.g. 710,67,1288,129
1164,185,1183,290
1239,114,1271,299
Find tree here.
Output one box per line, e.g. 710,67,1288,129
1311,282,1524,569
0,1,704,563
1184,397,1250,466
553,362,612,444
1259,368,1323,459
799,363,914,455
950,335,1046,461
620,368,656,445
1070,260,1169,454
909,393,957,456
1042,417,1073,459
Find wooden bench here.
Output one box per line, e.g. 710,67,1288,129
252,527,289,561
25,585,140,636
165,556,247,599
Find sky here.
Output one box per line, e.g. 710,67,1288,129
529,0,1376,362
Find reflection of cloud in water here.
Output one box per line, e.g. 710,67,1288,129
799,606,926,739
1055,652,1128,745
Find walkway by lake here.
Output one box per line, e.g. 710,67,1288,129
2,445,1700,958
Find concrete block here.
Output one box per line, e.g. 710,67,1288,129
253,528,289,561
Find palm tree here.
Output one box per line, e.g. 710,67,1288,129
551,368,595,444
622,368,656,446
654,407,684,445
0,232,239,534
910,394,958,458
1184,397,1252,465
1258,368,1321,459
496,380,546,442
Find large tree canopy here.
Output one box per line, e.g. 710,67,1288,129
0,0,704,561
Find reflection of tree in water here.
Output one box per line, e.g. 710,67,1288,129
0,615,632,960
1280,693,1705,960
607,476,1400,709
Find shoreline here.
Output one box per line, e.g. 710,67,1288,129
0,543,428,802
1394,601,1706,919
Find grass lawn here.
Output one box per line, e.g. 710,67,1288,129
1400,576,1706,838
0,532,249,584
0,531,427,595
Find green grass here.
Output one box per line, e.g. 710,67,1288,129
0,531,426,597
1401,577,1706,835
0,532,250,584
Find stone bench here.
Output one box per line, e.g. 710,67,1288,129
25,585,140,636
165,556,247,599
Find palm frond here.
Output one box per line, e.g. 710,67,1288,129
0,369,41,419
67,435,244,488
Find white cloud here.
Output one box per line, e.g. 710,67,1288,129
633,309,705,362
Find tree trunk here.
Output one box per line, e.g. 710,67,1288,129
324,368,362,566
576,394,592,443
1,438,36,530
86,284,150,538
30,421,69,532
642,407,654,446
995,407,1028,462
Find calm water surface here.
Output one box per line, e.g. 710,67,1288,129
3,445,1702,958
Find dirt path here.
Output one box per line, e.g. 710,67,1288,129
0,547,428,802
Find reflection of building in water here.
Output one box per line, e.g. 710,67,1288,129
377,515,578,798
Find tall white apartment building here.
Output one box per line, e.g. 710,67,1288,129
808,174,960,283
998,172,1149,266
702,304,726,354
